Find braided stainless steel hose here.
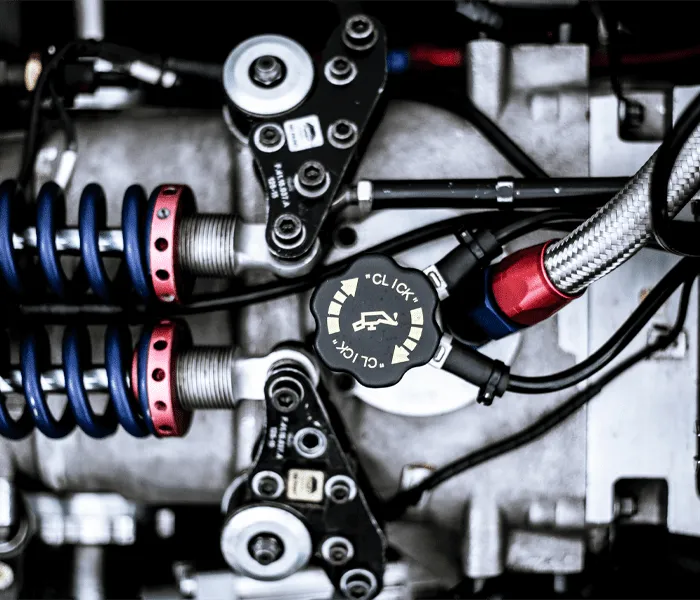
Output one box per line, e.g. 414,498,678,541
544,128,700,295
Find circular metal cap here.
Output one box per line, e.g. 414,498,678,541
223,35,314,117
221,505,312,581
311,254,440,388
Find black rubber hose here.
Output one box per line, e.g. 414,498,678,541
392,86,549,179
381,276,695,520
369,178,626,210
507,258,698,394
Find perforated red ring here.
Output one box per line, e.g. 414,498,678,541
145,320,193,438
148,185,195,303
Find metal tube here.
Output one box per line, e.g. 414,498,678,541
368,177,626,209
13,228,124,254
0,368,110,395
74,0,105,41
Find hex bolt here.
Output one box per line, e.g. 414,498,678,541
325,56,357,86
272,213,305,249
343,15,377,51
251,55,284,87
249,534,284,565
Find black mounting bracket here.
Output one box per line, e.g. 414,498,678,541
248,15,387,261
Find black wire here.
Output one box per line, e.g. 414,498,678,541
48,81,78,153
494,209,589,244
460,98,549,179
16,211,522,322
18,40,96,190
391,85,548,179
649,90,700,257
593,2,644,130
382,276,695,520
507,257,698,394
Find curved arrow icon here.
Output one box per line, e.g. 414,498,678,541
340,278,358,297
391,345,410,364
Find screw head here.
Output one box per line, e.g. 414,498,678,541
329,119,358,149
273,213,303,241
330,543,349,564
330,57,352,78
272,386,301,412
251,55,284,87
157,208,171,219
249,534,284,565
259,125,282,148
346,15,374,41
258,476,279,497
298,161,327,190
343,15,377,51
325,56,358,86
330,482,351,503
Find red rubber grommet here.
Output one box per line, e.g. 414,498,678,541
145,320,193,438
149,185,195,304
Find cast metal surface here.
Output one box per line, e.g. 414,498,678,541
0,40,697,587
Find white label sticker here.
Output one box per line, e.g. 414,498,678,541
283,115,324,152
287,469,325,503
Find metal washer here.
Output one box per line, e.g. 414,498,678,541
220,506,312,581
224,35,314,117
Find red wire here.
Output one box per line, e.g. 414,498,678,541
592,44,700,68
409,46,463,68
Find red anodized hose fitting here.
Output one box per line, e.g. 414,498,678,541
490,241,581,327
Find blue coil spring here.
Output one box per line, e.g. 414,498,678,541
0,179,155,302
0,324,157,440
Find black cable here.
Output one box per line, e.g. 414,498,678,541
507,257,697,394
650,90,700,257
494,209,589,244
18,40,93,189
48,81,78,153
382,275,695,520
18,40,204,191
368,178,625,210
391,85,548,179
462,98,549,179
16,211,519,322
594,4,646,132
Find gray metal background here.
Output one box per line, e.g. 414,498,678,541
0,39,697,592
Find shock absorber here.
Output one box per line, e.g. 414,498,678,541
0,180,319,305
0,320,316,440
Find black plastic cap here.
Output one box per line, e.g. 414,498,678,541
311,254,440,388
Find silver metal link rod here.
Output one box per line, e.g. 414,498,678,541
11,215,319,279
544,127,700,295
0,348,318,411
